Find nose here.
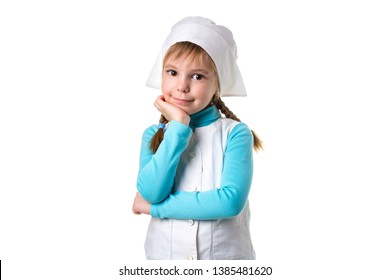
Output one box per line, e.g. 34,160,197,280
177,77,190,93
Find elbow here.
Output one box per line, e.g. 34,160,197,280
137,170,172,203
137,184,168,204
218,187,248,218
224,199,246,218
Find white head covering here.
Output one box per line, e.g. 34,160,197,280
146,16,247,97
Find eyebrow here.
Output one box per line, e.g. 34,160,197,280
164,64,210,74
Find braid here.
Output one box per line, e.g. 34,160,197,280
214,97,241,122
214,96,263,151
149,114,169,154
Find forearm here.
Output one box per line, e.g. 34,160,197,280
137,121,192,203
150,179,252,220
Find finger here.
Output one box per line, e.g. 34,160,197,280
154,100,160,111
132,193,140,214
132,204,141,215
154,97,164,112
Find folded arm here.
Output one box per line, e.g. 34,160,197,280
150,123,254,220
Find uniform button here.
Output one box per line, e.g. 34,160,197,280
188,152,196,158
188,219,194,226
186,256,194,260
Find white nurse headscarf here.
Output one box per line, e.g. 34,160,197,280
146,16,247,97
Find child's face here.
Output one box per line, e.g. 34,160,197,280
161,54,218,116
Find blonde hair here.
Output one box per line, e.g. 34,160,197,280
150,41,262,153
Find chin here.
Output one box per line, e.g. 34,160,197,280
174,104,194,115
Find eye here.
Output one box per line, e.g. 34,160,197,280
192,74,204,80
166,70,177,76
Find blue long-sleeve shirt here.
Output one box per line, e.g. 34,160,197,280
136,106,254,220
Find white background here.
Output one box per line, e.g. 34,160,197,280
1,0,389,279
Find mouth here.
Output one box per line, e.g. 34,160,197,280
173,97,194,105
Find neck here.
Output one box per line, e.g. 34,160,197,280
189,105,220,129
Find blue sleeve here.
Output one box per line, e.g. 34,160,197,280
136,121,192,203
150,122,254,220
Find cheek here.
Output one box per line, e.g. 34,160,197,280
160,87,172,102
202,86,217,103
161,78,173,94
161,82,169,96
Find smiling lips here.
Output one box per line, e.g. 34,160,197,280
173,97,193,105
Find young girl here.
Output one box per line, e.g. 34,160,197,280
132,16,262,260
